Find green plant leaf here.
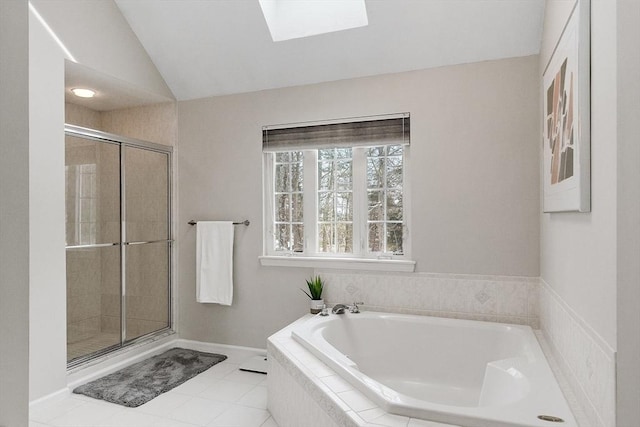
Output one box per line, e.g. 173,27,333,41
302,275,323,299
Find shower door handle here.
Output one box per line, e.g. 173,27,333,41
123,239,174,246
65,242,120,249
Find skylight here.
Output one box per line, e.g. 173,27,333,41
258,0,368,42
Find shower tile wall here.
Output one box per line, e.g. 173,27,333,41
101,102,177,147
124,242,169,339
66,103,101,130
65,102,177,147
66,250,102,344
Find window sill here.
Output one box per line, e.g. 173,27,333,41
258,255,416,272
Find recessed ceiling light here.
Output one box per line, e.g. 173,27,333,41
71,88,96,98
259,0,368,42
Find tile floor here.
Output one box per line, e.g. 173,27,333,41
30,359,279,427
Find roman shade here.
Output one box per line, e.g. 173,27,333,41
262,113,410,152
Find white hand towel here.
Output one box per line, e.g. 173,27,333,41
196,221,234,305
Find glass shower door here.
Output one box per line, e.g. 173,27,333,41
123,146,171,342
65,135,122,363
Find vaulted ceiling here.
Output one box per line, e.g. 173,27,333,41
114,0,545,101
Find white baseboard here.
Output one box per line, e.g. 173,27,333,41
29,387,71,409
175,338,266,363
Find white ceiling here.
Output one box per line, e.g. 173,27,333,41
115,0,544,101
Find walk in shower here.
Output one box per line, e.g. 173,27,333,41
65,125,172,366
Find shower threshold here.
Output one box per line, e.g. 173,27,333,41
67,327,174,370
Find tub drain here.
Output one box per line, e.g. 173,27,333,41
537,415,564,423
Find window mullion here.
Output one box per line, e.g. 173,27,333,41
332,158,337,253
402,146,411,258
383,151,388,253
264,152,276,255
303,150,317,254
352,147,366,256
287,162,293,251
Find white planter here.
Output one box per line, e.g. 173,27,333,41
310,299,324,314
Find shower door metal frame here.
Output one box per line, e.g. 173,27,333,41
65,124,174,369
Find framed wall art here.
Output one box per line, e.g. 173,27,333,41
542,0,591,212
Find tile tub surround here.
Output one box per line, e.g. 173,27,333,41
539,280,616,427
268,315,460,427
317,271,539,328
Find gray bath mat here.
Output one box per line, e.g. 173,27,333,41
73,348,227,407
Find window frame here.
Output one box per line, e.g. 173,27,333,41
262,144,413,269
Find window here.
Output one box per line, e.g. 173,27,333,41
263,114,411,266
366,145,404,254
318,147,354,253
273,151,304,252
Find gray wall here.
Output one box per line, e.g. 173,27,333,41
0,0,30,424
28,3,69,400
177,55,540,348
539,0,617,349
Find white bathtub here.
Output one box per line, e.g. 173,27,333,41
291,311,577,427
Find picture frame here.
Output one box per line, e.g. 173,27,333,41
542,0,591,213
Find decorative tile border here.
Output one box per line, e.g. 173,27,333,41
316,270,539,328
539,279,616,427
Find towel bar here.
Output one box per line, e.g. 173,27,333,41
188,220,250,226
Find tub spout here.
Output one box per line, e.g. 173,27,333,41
331,304,349,314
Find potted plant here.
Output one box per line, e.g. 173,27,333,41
302,275,324,314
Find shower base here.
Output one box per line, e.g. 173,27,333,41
68,332,119,363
